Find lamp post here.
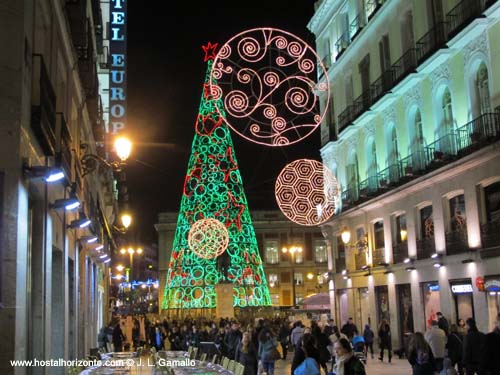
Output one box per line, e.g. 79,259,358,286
282,244,303,308
121,246,143,281
81,136,132,176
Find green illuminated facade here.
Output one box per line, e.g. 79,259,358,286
161,57,272,310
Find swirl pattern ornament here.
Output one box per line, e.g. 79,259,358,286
275,159,338,226
188,218,229,259
210,28,330,147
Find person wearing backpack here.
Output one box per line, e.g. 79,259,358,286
408,332,436,375
446,324,463,375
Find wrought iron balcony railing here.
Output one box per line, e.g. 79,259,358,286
392,242,409,264
481,221,500,250
445,228,469,255
447,0,484,39
416,237,435,260
56,113,72,181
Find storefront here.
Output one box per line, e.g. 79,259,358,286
450,279,475,323
422,281,441,328
485,275,500,330
338,289,349,325
357,287,371,329
397,284,414,347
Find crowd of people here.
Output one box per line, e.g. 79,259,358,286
95,312,500,375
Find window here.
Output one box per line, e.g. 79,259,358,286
374,220,385,249
346,152,359,202
294,248,304,264
388,125,400,183
359,54,370,98
269,274,278,288
281,272,291,283
439,87,456,154
420,205,434,239
411,110,425,171
314,240,328,263
379,34,391,89
485,182,500,222
294,273,304,286
449,195,467,233
345,74,354,106
366,139,378,192
322,38,332,68
396,214,407,244
476,63,491,115
265,240,279,264
400,10,415,52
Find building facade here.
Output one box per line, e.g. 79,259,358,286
156,210,329,313
309,0,500,350
0,1,119,373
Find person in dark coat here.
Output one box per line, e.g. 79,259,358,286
98,327,108,351
291,333,321,375
479,313,500,375
378,319,392,363
278,321,290,359
407,332,435,375
341,318,359,340
446,324,463,375
112,324,126,352
462,318,485,375
312,323,331,374
235,332,258,375
437,312,450,336
363,324,374,359
168,325,183,351
224,322,242,360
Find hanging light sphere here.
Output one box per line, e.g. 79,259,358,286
188,218,229,259
275,159,338,226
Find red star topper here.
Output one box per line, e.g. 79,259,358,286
202,42,218,62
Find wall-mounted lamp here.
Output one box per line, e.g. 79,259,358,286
80,235,98,244
341,226,351,244
80,136,132,176
400,229,408,242
433,262,444,268
68,213,91,229
384,269,394,275
24,164,65,183
50,197,80,211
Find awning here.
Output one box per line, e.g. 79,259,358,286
302,292,331,310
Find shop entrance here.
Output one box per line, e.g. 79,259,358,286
357,287,371,329
422,281,441,328
450,279,474,323
485,276,500,331
397,284,414,351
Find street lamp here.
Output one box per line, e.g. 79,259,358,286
120,212,132,229
80,136,132,176
121,246,143,281
282,244,303,307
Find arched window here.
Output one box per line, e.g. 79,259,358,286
439,87,456,154
388,125,400,183
411,110,425,171
346,152,359,202
366,139,378,192
476,62,491,115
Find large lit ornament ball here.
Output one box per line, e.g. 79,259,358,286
188,218,229,259
210,28,330,147
275,159,338,226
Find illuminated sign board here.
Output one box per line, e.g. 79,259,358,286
428,284,440,292
485,278,500,291
109,0,127,134
451,284,473,294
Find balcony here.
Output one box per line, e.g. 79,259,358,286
335,254,346,273
56,113,72,181
416,237,435,260
340,112,500,210
392,242,408,264
372,247,386,266
31,55,56,156
481,221,500,250
78,20,98,98
445,228,469,255
65,0,88,55
355,251,368,270
349,13,366,40
334,33,350,60
336,0,496,134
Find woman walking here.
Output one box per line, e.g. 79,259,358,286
332,338,366,375
258,327,279,375
408,332,435,375
236,332,258,375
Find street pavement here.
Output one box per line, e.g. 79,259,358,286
273,356,411,375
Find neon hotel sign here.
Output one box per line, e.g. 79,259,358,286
110,0,127,134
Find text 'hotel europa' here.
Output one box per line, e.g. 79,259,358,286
109,0,127,134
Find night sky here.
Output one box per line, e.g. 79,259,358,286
125,1,319,243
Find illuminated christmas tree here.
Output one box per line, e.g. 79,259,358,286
161,43,272,311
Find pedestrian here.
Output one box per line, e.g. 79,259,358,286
408,332,435,375
446,324,463,375
313,323,331,374
437,312,450,335
235,332,258,375
112,323,126,352
457,319,467,338
440,357,458,375
224,321,242,360
363,324,374,359
293,333,320,375
257,327,279,375
341,318,359,340
290,321,304,351
425,320,446,371
462,318,485,375
291,334,320,375
98,327,108,352
378,319,392,363
479,313,500,375
278,320,290,359
332,337,366,375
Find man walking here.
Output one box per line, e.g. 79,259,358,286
479,314,500,375
425,320,446,372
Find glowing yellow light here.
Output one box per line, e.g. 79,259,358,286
116,265,125,272
136,247,143,254
307,272,314,280
341,227,351,244
116,274,123,280
128,247,134,255
121,213,132,229
114,137,132,161
120,248,126,255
